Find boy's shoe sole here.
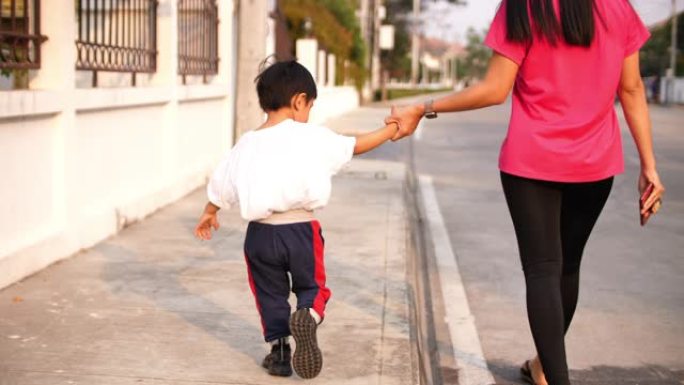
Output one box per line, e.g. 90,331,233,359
289,308,322,379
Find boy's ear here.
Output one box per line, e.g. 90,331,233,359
292,93,308,111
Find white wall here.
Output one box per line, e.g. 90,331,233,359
309,86,360,125
296,39,319,80
295,39,360,125
0,0,237,290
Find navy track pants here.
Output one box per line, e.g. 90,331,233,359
243,220,331,342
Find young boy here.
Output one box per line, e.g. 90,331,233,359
193,60,398,379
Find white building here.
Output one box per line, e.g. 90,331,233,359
0,0,359,290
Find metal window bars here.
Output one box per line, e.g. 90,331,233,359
76,0,158,87
0,0,47,70
178,0,218,84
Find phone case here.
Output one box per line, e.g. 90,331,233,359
640,183,655,226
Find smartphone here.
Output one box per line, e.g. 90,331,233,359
640,182,655,226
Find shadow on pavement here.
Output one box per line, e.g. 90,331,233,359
97,240,265,366
487,360,684,385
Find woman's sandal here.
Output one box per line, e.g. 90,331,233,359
520,360,537,385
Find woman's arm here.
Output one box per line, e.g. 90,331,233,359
434,53,520,112
387,53,520,139
618,52,656,170
618,51,665,215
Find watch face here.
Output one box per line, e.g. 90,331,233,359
425,112,438,119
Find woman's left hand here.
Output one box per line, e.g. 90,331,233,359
639,167,665,217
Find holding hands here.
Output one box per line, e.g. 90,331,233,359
385,104,426,141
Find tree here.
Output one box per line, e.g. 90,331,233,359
640,13,684,77
383,0,414,80
457,28,491,81
383,0,467,81
280,0,367,89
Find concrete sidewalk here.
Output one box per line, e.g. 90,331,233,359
0,159,417,385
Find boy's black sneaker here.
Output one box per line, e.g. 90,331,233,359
289,308,322,379
261,339,292,377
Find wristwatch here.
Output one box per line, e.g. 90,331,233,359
424,100,438,119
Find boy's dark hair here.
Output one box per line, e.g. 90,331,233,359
255,60,318,112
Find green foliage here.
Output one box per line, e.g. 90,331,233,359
459,28,491,80
640,13,684,77
281,0,367,89
376,87,452,101
382,1,413,81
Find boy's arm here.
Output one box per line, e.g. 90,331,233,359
204,202,220,214
353,122,399,155
194,202,221,240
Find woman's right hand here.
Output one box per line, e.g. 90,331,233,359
639,167,665,217
385,105,424,141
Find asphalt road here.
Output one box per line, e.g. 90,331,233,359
350,100,684,385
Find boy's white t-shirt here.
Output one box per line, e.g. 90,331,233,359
207,119,356,221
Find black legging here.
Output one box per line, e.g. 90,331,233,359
501,172,613,385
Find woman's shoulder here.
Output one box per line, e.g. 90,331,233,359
595,0,648,47
595,0,638,21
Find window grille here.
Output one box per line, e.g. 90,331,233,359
178,0,218,83
0,0,47,70
76,0,158,86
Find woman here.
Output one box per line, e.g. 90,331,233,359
387,0,665,384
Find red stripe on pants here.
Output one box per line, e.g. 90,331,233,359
310,221,331,319
244,253,266,335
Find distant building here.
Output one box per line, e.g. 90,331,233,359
419,37,465,87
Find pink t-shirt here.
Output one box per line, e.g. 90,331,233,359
485,0,650,182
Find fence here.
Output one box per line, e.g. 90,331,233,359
75,0,158,86
178,0,219,83
0,0,47,70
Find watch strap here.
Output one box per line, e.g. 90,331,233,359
424,100,437,119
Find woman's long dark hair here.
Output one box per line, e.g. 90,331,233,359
506,0,599,47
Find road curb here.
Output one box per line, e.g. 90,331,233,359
404,165,460,385
403,140,495,385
